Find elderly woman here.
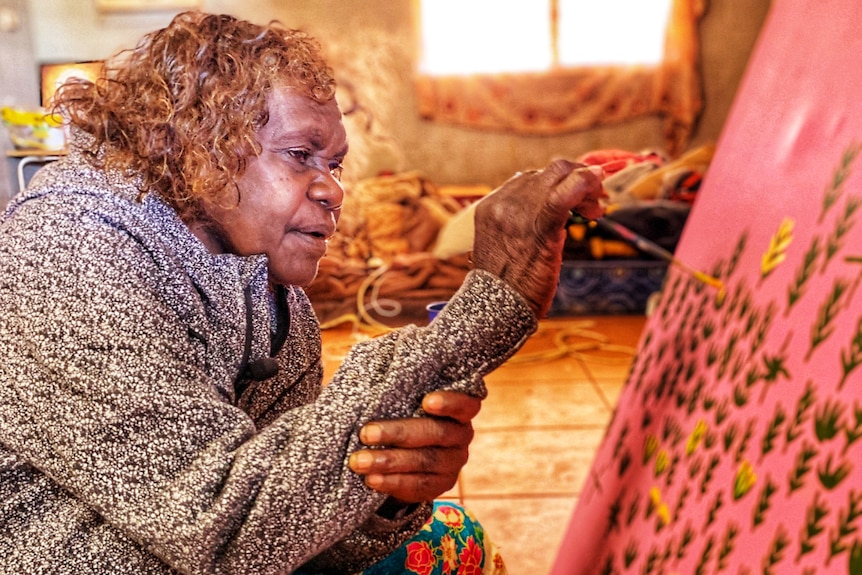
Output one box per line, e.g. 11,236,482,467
0,11,604,574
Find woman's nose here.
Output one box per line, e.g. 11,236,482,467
308,171,344,212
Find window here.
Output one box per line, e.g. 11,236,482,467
415,0,704,156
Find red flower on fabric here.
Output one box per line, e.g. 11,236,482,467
456,536,483,575
406,540,437,575
433,504,466,530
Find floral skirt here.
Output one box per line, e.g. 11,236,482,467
359,502,507,575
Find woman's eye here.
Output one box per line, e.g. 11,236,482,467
286,149,311,163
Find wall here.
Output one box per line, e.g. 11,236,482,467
8,0,771,193
0,0,39,205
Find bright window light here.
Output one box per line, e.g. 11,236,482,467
558,0,673,66
419,0,553,75
420,0,673,75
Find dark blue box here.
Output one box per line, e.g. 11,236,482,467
549,260,668,315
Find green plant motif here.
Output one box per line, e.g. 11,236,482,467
797,493,830,561
818,454,853,490
702,393,716,412
762,526,790,575
706,343,720,368
745,365,760,389
850,540,862,575
688,378,706,416
643,546,661,574
727,232,747,277
759,349,792,403
840,318,862,390
788,441,818,493
785,381,817,448
701,454,720,496
738,290,752,322
694,535,715,575
746,307,761,336
843,402,862,455
806,278,851,360
688,454,703,479
702,318,716,340
618,450,632,477
665,452,681,487
819,143,860,223
718,331,741,380
753,476,778,528
677,523,695,560
823,197,862,272
761,404,786,459
733,383,749,408
623,540,638,568
626,492,640,527
714,398,730,425
675,388,688,409
717,523,739,572
735,420,754,463
662,416,683,444
787,236,823,312
752,302,777,353
706,491,724,529
724,423,738,453
605,492,623,536
673,484,690,522
814,397,846,442
828,491,862,563
599,555,613,575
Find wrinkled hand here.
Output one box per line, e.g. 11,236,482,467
348,390,481,504
471,160,606,318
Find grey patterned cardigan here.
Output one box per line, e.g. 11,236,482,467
0,147,537,574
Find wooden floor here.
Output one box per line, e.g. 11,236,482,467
321,314,647,574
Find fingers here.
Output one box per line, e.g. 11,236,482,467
421,390,482,423
349,400,479,502
539,161,606,229
563,165,607,220
349,446,465,502
358,413,475,449
350,445,468,476
362,469,459,503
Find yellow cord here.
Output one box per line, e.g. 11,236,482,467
505,321,637,365
318,266,638,366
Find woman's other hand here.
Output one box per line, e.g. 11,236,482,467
348,390,480,504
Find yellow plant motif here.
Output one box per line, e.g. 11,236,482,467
656,502,671,527
654,450,669,476
761,218,795,279
733,460,758,500
686,419,708,456
648,486,671,527
643,434,659,463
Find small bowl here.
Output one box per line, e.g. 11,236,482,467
426,301,448,322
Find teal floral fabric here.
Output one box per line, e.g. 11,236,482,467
360,502,504,575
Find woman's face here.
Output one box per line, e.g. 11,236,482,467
196,86,348,287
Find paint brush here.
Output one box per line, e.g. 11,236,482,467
589,216,726,299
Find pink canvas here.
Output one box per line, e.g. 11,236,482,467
552,1,862,573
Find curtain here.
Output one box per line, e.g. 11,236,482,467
414,0,707,156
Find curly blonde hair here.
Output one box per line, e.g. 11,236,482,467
53,11,337,220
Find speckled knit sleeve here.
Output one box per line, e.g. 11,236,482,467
0,158,538,575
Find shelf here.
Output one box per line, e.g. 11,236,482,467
7,148,67,158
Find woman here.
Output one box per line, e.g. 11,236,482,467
0,11,604,574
